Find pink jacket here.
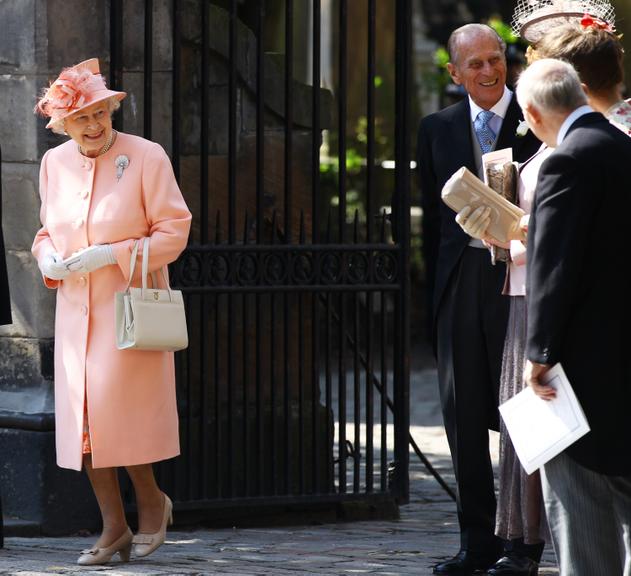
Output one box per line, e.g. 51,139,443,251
32,133,191,470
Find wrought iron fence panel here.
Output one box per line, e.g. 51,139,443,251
109,0,410,511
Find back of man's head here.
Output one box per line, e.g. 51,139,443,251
516,58,587,114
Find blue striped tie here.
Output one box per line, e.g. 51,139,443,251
474,110,497,154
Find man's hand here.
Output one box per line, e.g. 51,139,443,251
483,237,511,249
524,360,556,401
455,205,491,239
508,214,530,242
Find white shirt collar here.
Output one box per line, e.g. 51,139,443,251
556,105,593,145
469,86,512,123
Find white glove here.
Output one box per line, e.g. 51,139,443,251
455,205,491,240
64,245,117,274
40,252,70,281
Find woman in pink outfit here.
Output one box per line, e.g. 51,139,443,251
31,58,191,565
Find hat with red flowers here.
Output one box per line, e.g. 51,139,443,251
512,0,615,43
34,58,126,129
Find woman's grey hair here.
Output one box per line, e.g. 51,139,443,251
516,58,587,113
50,96,122,135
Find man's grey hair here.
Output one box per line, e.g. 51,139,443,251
447,24,507,65
516,58,587,114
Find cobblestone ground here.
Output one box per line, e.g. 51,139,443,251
0,369,559,575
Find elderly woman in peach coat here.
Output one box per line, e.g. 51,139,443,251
31,58,191,566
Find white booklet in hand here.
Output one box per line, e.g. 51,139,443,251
498,363,590,475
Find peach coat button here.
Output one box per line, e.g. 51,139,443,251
78,276,87,286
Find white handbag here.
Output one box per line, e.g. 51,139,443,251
115,238,188,351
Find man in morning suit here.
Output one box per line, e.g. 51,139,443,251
519,58,631,576
417,24,541,575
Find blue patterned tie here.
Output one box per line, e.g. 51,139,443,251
474,110,497,154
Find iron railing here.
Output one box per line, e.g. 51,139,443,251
110,0,411,513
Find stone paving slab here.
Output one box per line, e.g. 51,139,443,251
0,369,559,575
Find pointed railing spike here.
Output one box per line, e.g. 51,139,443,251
271,210,278,245
215,210,222,244
243,211,250,244
380,209,387,243
299,210,306,244
326,207,332,244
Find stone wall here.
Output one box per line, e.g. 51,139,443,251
0,0,112,534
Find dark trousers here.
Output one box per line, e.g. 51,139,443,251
436,247,509,552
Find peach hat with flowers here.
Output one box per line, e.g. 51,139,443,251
34,58,126,129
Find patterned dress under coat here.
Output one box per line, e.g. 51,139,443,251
606,98,631,135
495,145,552,544
32,132,191,471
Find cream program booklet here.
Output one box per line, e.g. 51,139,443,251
482,148,513,186
498,363,590,475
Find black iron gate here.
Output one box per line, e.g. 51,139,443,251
110,0,410,514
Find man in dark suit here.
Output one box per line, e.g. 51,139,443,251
520,58,631,575
417,24,540,575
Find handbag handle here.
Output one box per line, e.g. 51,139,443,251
140,238,172,300
124,239,141,291
124,238,172,300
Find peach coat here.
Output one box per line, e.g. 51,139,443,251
32,132,191,471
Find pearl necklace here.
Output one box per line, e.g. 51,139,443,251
80,130,116,157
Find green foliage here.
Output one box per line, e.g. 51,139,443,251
320,112,393,223
318,90,397,227
416,46,452,103
427,47,452,95
434,46,449,67
488,16,519,45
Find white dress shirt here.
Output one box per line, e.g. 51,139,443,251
469,86,513,137
467,87,513,248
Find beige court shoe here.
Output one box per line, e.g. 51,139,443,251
77,527,133,565
133,493,173,558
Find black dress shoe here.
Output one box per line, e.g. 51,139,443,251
486,554,539,575
433,549,500,575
